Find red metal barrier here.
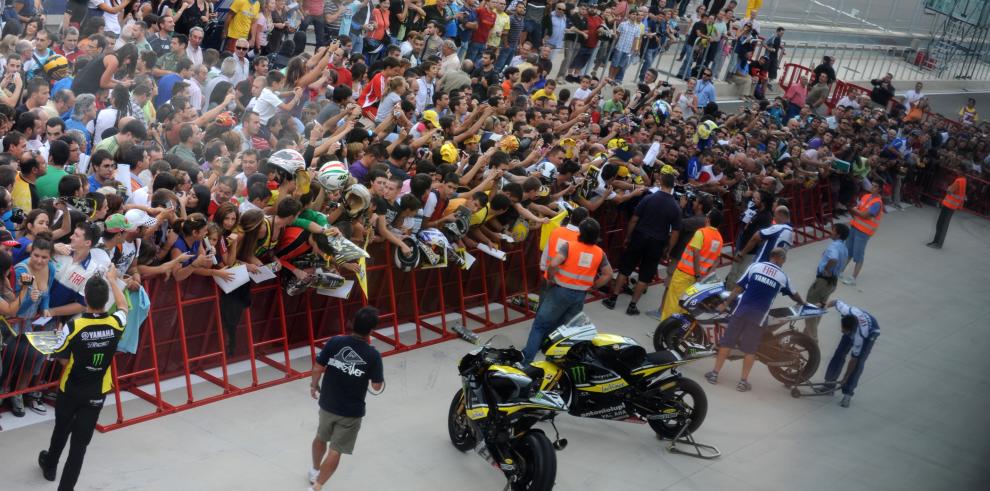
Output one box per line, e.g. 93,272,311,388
778,63,813,92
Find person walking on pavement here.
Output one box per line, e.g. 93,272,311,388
522,218,613,363
602,172,681,316
308,306,385,491
841,181,883,286
803,223,849,341
39,268,128,490
657,209,724,321
820,299,880,408
706,248,807,392
928,173,967,249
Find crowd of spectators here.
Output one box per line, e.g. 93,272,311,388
0,0,984,418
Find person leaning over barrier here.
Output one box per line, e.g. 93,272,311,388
308,306,384,491
39,267,128,490
819,299,880,408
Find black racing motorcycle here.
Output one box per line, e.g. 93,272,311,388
535,313,711,440
653,275,824,385
448,336,568,491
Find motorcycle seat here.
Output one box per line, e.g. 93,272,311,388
644,351,679,367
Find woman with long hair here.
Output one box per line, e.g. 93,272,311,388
169,212,234,282
13,207,71,263
93,84,132,144
71,42,137,95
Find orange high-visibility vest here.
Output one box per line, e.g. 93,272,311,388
553,240,605,291
677,226,724,277
542,225,579,278
850,193,884,236
941,176,967,210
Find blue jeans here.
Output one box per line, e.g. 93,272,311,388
466,41,487,66
524,19,544,49
825,331,878,396
300,15,328,48
677,42,694,79
495,46,516,73
638,47,660,82
522,285,587,363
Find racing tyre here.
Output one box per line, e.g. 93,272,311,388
648,377,708,439
653,317,704,355
510,430,557,491
766,331,821,386
447,389,476,451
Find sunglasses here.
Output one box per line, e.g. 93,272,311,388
236,46,248,51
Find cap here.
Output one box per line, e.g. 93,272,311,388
104,213,136,233
125,209,158,228
463,134,481,145
440,142,458,163
0,229,20,247
421,110,441,130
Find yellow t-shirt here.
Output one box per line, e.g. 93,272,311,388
444,197,468,216
530,88,558,102
228,0,261,40
488,12,511,47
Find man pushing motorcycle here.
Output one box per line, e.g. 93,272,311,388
706,248,807,392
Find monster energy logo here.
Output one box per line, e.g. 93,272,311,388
570,366,587,384
92,353,104,366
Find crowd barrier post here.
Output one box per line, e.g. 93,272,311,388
172,280,235,405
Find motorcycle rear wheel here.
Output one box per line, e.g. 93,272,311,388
647,378,708,439
766,331,821,385
510,431,557,491
447,389,477,451
653,317,705,355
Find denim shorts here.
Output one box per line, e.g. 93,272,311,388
845,227,871,263
611,50,632,68
719,314,764,354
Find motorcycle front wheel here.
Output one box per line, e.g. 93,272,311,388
510,431,557,491
648,378,708,439
765,331,821,385
653,317,705,355
447,389,477,451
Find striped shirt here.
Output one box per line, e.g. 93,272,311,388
507,13,525,46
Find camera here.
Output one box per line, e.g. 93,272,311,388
673,185,724,211
22,275,34,286
9,207,25,224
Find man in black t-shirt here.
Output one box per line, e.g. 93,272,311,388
39,269,128,490
308,306,384,491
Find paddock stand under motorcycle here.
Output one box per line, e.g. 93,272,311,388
788,381,843,399
665,419,721,460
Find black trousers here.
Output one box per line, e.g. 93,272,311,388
933,206,954,247
47,391,105,491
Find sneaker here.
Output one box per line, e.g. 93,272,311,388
704,371,718,385
840,276,856,286
645,308,662,320
9,394,24,417
39,450,56,481
839,394,852,408
736,380,752,392
308,468,319,484
626,303,640,316
26,396,46,415
602,296,617,310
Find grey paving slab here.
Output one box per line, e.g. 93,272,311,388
1,205,989,491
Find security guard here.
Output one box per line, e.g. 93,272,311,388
928,173,967,249
539,207,589,280
841,182,883,286
39,268,128,490
660,210,724,321
522,218,613,363
821,299,880,408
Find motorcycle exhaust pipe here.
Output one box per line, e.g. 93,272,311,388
553,439,568,451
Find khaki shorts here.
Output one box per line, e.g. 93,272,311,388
317,410,363,455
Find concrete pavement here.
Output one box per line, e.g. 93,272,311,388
1,203,988,490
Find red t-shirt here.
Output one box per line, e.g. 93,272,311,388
472,8,496,44
585,15,603,49
331,64,353,89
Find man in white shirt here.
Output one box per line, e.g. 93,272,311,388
251,71,304,125
901,81,924,112
230,39,252,86
186,26,205,66
439,40,460,78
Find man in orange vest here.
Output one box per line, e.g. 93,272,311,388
522,218,613,363
841,181,883,286
539,207,589,280
928,174,967,249
659,210,724,321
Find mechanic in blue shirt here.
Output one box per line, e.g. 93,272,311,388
803,223,849,340
707,247,806,392
821,299,880,408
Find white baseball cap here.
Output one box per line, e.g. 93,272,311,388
125,209,158,228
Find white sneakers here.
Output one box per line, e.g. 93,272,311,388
308,468,319,485
840,276,856,286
